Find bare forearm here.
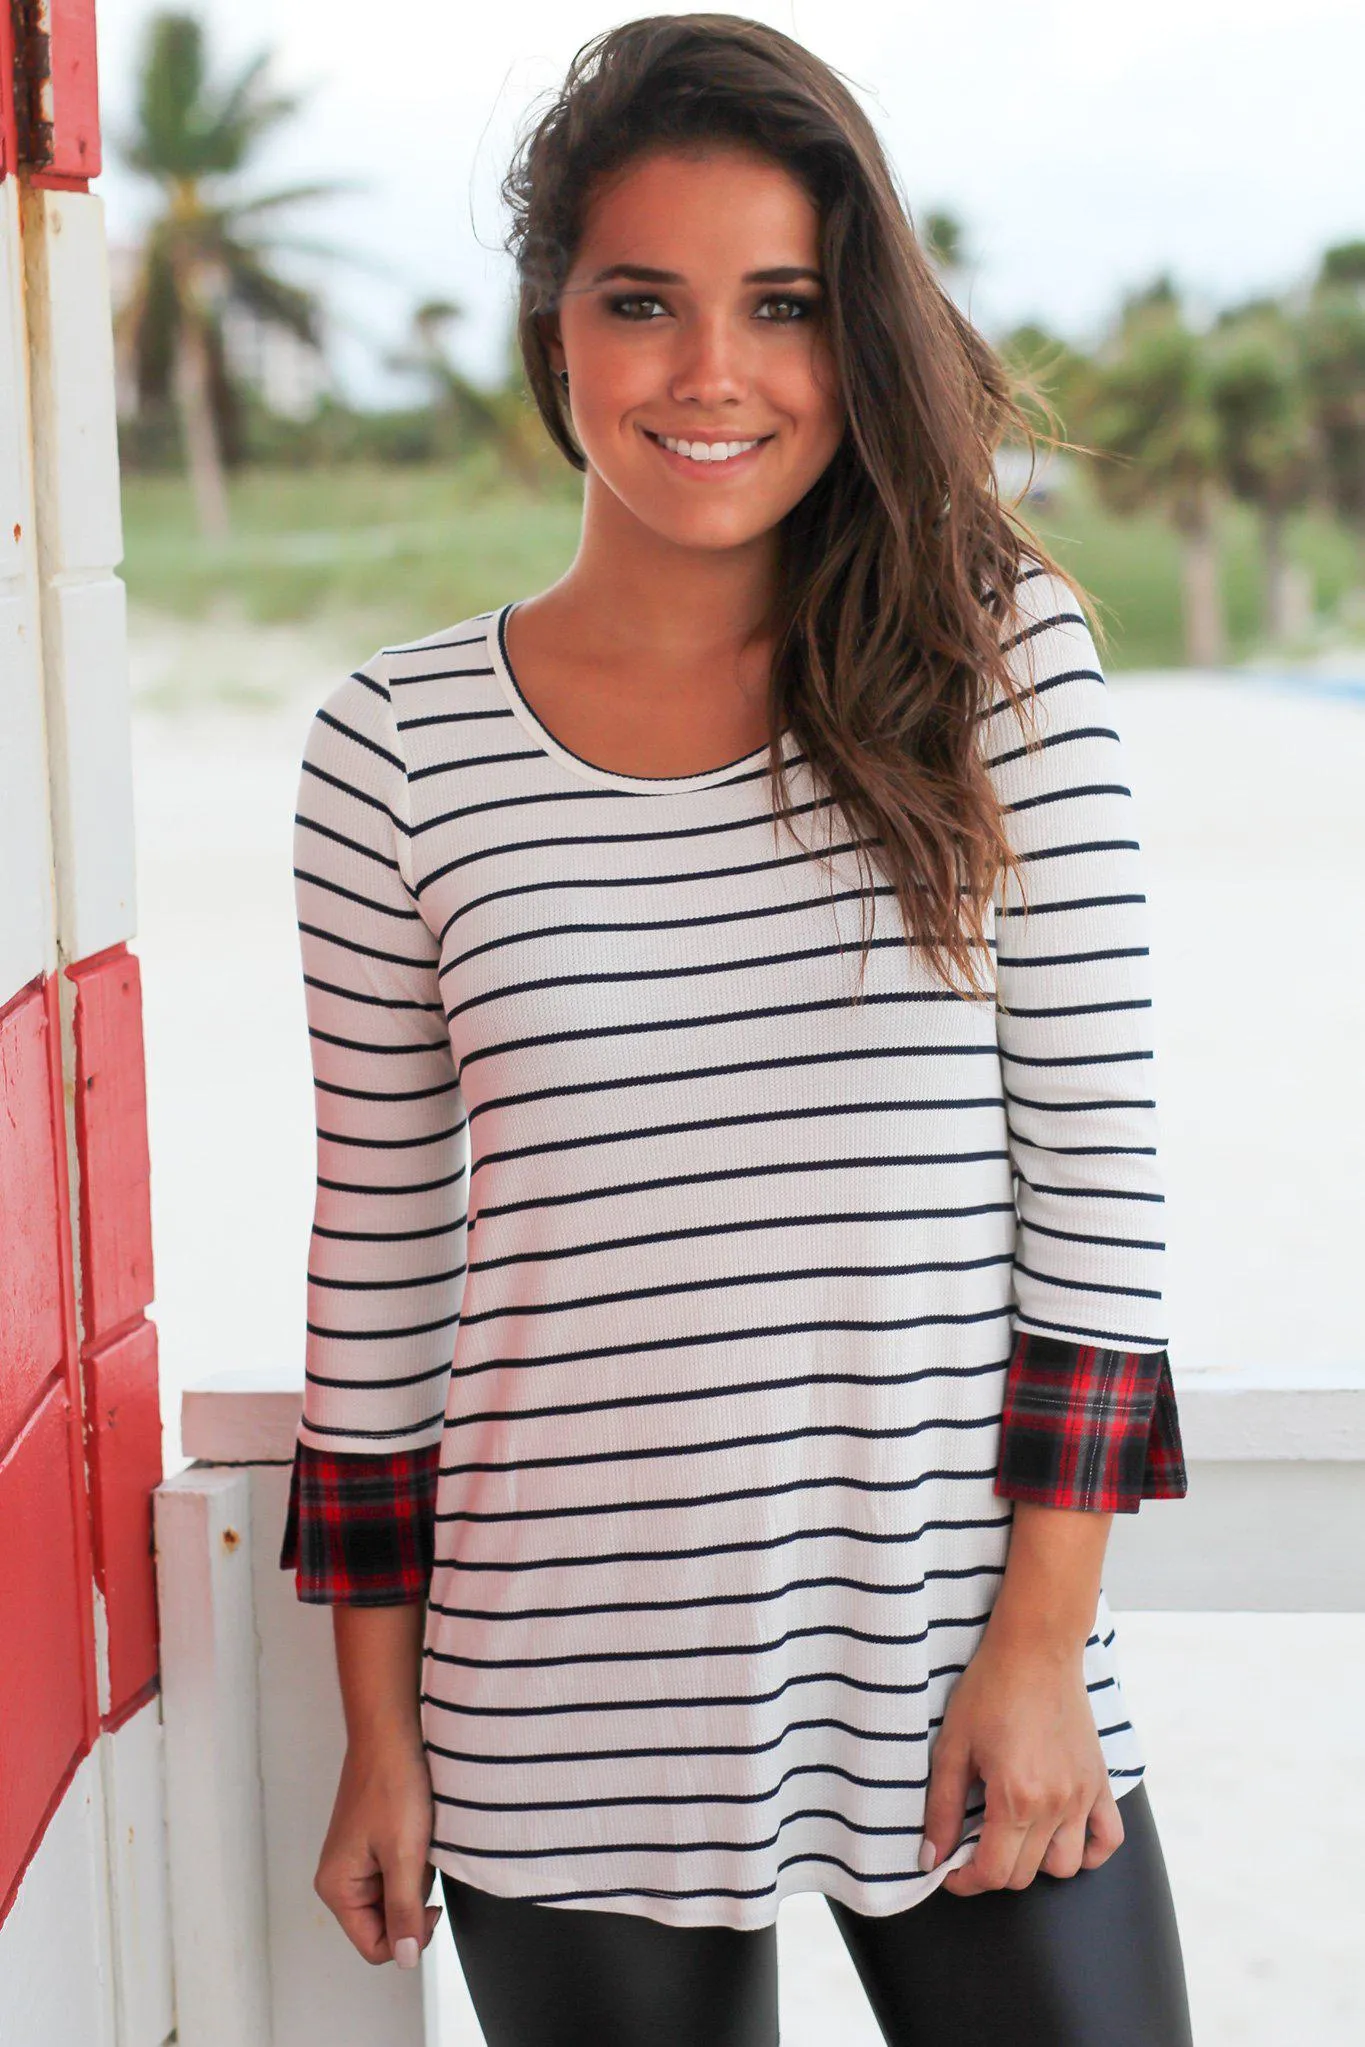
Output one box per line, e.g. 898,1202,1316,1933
986,1500,1114,1662
332,1601,426,1748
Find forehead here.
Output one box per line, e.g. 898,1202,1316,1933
572,146,821,271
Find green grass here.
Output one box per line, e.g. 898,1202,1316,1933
119,457,1362,670
120,457,585,647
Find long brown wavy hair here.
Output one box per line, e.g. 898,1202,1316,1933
500,12,1102,998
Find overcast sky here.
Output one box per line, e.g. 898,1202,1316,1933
91,0,1364,404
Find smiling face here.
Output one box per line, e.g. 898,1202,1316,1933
545,145,847,556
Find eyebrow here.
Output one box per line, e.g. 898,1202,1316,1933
586,263,824,287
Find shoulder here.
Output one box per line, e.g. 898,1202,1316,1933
977,562,1123,803
996,556,1096,669
301,606,497,777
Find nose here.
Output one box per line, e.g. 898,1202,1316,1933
667,308,750,409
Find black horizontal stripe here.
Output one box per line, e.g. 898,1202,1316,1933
440,1411,1001,1485
427,1604,996,1676
465,1835,989,1907
294,866,423,922
1014,1310,1168,1346
467,1042,1001,1128
432,1756,939,1813
997,891,1146,918
437,1464,1004,1530
1012,1258,1161,1301
308,1260,466,1293
306,1305,461,1342
428,1560,1006,1627
468,1100,1006,1181
414,789,841,893
443,1353,1009,1438
469,1151,1011,1230
426,1709,962,1769
423,1654,979,1720
445,1306,1013,1390
433,1510,1016,1577
446,932,931,1023
304,974,442,1017
442,882,900,974
466,1199,1014,1273
409,745,546,783
315,1167,464,1198
436,835,872,939
458,986,989,1080
459,1250,1014,1328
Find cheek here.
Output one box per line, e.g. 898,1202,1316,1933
783,346,845,459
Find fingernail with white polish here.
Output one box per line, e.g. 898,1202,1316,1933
918,1839,938,1872
395,1937,420,1970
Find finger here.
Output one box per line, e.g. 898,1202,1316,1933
919,1737,973,1873
1080,1782,1125,1869
1039,1810,1089,1880
384,1854,437,1968
1005,1813,1071,1890
319,1867,390,1965
941,1802,1028,1895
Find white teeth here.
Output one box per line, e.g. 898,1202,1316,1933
657,434,761,463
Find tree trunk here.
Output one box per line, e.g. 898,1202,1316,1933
174,315,230,543
1262,510,1313,643
1178,497,1226,668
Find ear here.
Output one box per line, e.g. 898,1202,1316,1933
538,311,566,381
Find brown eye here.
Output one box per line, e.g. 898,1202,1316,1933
756,295,817,323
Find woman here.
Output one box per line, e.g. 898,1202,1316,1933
279,15,1193,2044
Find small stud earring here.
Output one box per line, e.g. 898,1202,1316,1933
558,368,569,389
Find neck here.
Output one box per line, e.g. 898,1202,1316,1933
549,466,781,679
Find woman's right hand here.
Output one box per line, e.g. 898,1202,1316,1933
313,1729,444,1967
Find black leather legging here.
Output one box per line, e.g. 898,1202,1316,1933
438,1779,1193,2047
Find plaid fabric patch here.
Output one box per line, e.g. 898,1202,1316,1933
278,1439,440,1604
993,1331,1189,1514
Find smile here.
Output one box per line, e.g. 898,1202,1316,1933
642,428,772,470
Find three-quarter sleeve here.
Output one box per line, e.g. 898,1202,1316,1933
982,564,1188,1513
277,656,468,1602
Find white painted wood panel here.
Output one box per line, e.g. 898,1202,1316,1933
19,186,124,577
101,1697,176,2047
0,1746,119,2047
40,571,137,955
153,1468,273,2047
0,178,54,1000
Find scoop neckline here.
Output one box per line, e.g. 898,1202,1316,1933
487,601,777,794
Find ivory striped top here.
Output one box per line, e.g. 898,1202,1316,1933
288,563,1173,1928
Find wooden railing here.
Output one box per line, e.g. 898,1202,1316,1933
153,1363,1365,2047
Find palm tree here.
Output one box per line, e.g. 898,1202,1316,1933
1080,279,1228,667
115,12,354,538
1300,242,1365,577
921,209,967,275
1207,301,1317,642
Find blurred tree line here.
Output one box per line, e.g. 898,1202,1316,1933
113,13,1365,666
1003,251,1365,663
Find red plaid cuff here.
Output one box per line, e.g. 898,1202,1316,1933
993,1331,1188,1514
278,1438,440,1604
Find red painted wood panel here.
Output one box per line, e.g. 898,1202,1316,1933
69,946,155,1341
0,980,67,1446
83,1318,162,1713
0,9,17,181
47,0,102,180
0,1382,90,1903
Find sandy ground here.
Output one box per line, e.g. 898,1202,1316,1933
127,617,1365,2043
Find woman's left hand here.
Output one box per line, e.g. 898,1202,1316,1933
919,1622,1125,1894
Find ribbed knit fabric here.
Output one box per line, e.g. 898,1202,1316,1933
288,563,1169,1927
